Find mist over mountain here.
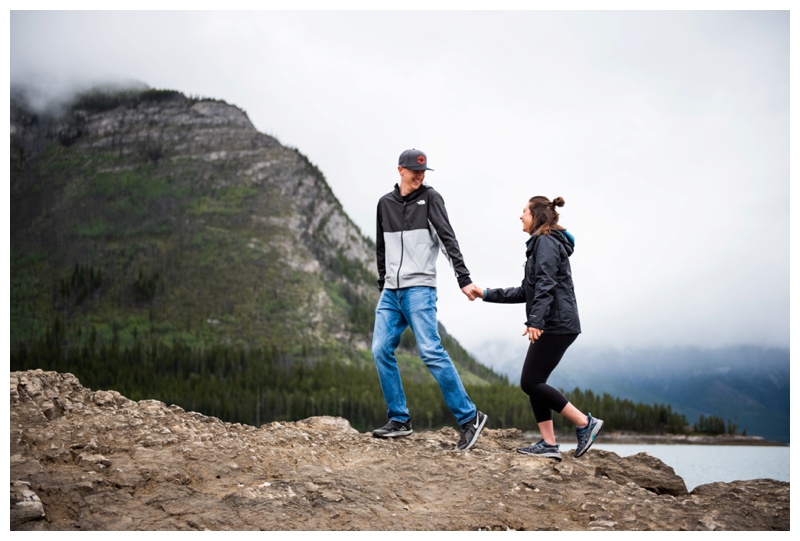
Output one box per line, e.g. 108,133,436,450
9,82,502,391
471,340,790,443
10,83,366,351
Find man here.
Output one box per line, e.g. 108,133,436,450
371,148,487,451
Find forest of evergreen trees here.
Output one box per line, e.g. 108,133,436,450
10,319,741,437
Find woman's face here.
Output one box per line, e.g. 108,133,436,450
520,204,534,234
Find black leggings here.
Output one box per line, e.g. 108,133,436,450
520,333,579,424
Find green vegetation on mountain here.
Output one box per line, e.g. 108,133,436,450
13,322,712,435
10,85,740,436
11,85,374,355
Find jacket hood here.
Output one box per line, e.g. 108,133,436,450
527,228,575,257
554,229,575,256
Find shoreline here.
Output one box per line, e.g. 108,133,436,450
419,427,788,447
590,432,788,447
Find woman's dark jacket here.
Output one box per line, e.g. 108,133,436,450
483,229,581,334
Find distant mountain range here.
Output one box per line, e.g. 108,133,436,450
471,340,790,443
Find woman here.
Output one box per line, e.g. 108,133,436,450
471,196,603,460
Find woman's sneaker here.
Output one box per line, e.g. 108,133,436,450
574,413,604,457
372,419,413,438
517,439,562,461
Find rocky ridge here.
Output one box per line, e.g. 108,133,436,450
9,370,789,531
10,88,378,352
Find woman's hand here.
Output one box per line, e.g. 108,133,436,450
523,327,543,342
462,283,484,301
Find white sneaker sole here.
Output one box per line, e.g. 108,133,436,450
517,448,562,461
372,430,412,438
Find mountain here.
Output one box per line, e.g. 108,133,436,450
11,85,370,351
12,83,782,442
9,84,504,388
471,340,790,443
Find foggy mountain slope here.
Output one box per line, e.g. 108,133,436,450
11,85,370,351
472,340,790,443
9,83,503,387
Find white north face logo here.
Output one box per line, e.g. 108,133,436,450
417,200,426,205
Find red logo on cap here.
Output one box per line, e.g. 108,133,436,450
417,155,426,165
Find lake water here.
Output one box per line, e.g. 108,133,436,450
558,443,790,491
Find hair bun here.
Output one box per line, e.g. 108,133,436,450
552,196,565,208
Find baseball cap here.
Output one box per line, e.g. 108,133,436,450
398,148,434,171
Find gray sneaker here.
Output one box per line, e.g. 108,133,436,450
372,419,413,438
517,439,562,461
574,413,604,457
456,411,488,450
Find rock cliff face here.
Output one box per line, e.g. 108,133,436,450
10,370,789,531
11,87,378,352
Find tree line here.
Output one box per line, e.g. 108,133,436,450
10,320,739,436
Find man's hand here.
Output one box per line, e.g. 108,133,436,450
461,283,484,301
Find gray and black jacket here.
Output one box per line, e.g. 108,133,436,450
376,184,472,291
484,229,581,334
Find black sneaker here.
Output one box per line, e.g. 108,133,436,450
574,413,604,457
517,439,562,461
456,411,488,450
372,419,413,438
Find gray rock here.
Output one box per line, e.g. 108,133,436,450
10,91,379,352
10,481,46,528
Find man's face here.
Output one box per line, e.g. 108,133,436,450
398,166,425,194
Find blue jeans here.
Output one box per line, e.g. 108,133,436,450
372,286,477,426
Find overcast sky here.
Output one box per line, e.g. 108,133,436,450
6,3,794,367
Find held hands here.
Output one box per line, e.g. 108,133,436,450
461,283,484,301
524,327,544,343
463,283,542,341
461,283,542,341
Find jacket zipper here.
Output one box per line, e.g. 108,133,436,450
396,200,406,288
